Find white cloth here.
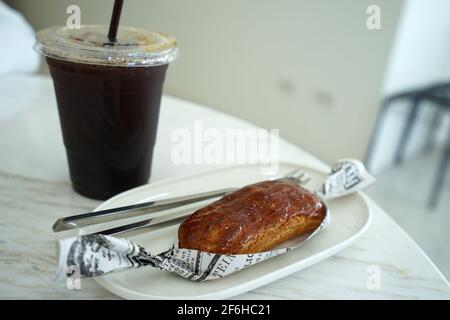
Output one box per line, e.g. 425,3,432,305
382,0,450,96
0,1,40,76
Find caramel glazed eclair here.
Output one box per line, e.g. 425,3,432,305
178,180,326,254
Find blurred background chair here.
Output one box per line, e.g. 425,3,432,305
366,83,450,208
365,0,450,209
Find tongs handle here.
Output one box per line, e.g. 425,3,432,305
52,187,236,232
52,170,310,234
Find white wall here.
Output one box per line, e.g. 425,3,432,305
383,0,450,95
7,0,403,164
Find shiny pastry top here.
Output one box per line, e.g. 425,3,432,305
178,180,326,254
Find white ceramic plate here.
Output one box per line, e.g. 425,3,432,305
79,162,372,299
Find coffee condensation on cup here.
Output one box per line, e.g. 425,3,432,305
56,159,375,282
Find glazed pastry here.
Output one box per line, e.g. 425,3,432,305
178,180,326,254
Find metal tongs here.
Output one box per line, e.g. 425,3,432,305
52,170,310,237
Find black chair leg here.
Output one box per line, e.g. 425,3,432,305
423,106,441,153
365,98,393,171
428,125,450,208
394,95,422,165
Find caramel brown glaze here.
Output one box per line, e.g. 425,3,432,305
178,180,326,254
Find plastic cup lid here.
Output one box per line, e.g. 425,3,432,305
35,25,178,67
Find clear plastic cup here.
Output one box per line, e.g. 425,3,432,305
35,25,177,200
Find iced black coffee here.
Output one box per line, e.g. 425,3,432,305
35,26,177,199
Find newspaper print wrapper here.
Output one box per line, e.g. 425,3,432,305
56,159,375,282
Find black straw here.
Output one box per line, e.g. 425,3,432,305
108,0,124,43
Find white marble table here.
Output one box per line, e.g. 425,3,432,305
0,75,449,299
